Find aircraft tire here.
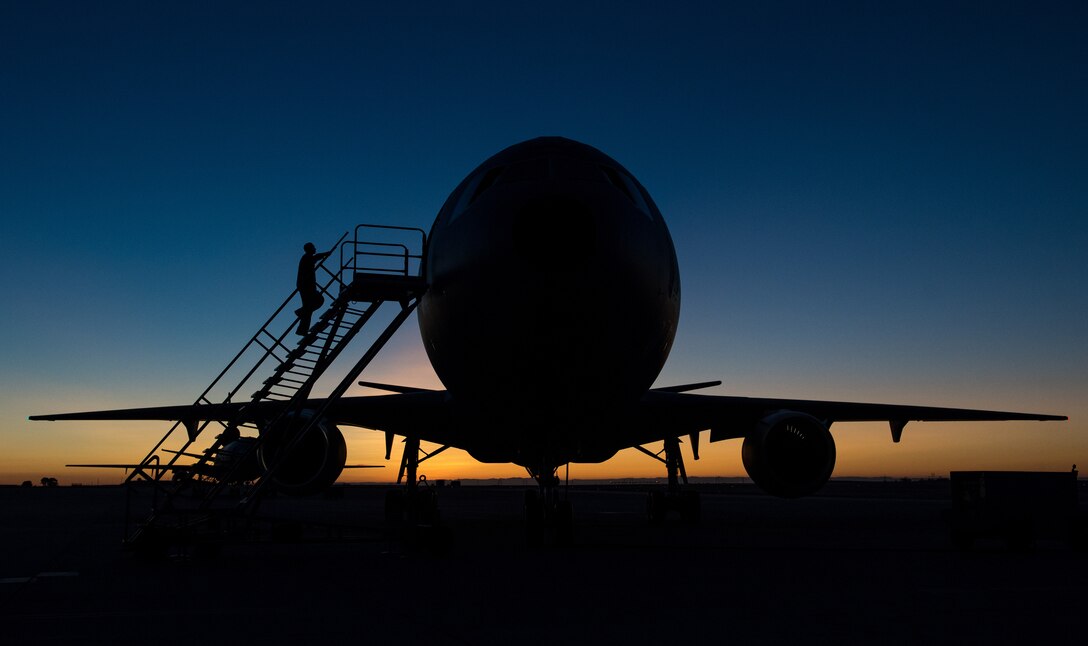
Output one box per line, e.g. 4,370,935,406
647,491,666,525
552,499,574,545
385,489,404,523
680,491,701,524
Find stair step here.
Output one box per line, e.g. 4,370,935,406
125,224,427,544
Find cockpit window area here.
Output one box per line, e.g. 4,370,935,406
440,154,659,227
448,165,506,223
469,166,505,204
500,157,550,183
553,156,605,182
599,165,654,220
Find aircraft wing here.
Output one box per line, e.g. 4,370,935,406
65,463,194,470
30,391,459,447
31,389,1066,454
31,404,250,423
629,390,1067,446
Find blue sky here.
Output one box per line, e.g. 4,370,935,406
2,1,1085,483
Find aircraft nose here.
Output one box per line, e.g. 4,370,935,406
512,195,596,271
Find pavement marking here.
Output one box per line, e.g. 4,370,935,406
0,571,79,584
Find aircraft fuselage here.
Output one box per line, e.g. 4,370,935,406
417,138,681,470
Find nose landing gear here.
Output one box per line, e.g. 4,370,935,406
525,466,574,545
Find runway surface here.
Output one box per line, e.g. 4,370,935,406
1,482,1084,645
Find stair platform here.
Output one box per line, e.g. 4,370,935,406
120,223,427,545
345,273,427,303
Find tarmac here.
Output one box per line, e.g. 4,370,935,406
1,481,1085,645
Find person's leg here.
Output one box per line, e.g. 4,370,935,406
296,307,312,335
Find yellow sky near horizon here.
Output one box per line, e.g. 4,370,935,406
5,320,1082,487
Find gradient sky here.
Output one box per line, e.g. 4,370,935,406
2,1,1085,485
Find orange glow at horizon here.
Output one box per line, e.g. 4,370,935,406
6,415,1082,487
5,338,1082,487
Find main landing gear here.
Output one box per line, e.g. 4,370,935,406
524,466,573,545
384,476,440,525
383,436,452,549
639,435,701,525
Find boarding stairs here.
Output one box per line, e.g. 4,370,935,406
122,224,427,547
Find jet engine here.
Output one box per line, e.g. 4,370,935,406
741,411,836,498
257,411,347,496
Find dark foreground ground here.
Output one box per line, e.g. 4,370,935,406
1,482,1085,645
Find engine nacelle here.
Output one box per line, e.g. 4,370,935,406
741,411,836,498
257,411,347,496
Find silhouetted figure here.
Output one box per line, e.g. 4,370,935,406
295,242,331,335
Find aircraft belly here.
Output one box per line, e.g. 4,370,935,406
452,409,629,467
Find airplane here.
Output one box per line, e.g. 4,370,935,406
31,136,1066,532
